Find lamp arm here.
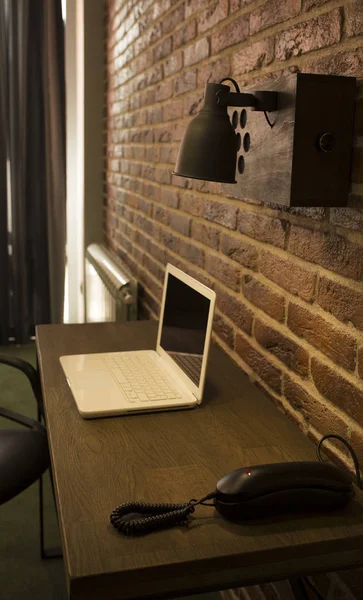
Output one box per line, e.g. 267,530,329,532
216,88,256,108
222,92,257,107
217,86,278,113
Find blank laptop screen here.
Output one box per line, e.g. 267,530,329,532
159,273,211,386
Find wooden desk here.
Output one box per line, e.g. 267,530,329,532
36,321,363,600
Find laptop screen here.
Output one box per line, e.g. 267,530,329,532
159,272,211,386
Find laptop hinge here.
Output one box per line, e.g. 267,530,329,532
196,395,202,405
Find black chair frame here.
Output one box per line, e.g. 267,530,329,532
0,354,62,559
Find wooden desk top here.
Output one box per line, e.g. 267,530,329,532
36,321,363,600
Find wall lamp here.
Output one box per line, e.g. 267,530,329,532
173,78,277,184
173,73,357,207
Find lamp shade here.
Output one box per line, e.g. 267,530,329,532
173,83,238,184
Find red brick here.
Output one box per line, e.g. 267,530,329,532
154,206,169,225
232,38,274,75
133,228,147,250
260,250,316,302
289,226,363,281
154,125,172,144
276,9,342,61
238,212,288,249
302,47,363,78
330,207,363,232
255,319,309,377
118,248,138,275
142,183,160,203
134,214,161,240
216,286,253,333
160,229,180,253
184,92,204,117
168,212,191,236
198,0,228,34
179,194,205,217
220,233,259,270
205,254,241,291
138,9,153,36
159,145,178,164
138,198,153,217
288,302,356,371
211,14,249,54
250,0,301,35
134,50,154,75
358,347,363,379
146,239,167,265
131,127,154,143
185,0,209,19
214,313,235,349
317,277,363,331
136,65,163,90
184,38,210,67
143,254,164,283
311,358,363,425
236,333,282,394
191,222,220,250
190,179,221,195
197,57,230,87
153,37,172,63
304,0,329,9
163,4,185,34
152,0,172,20
140,289,159,318
139,89,155,109
179,239,205,267
173,70,197,96
284,375,350,438
146,106,162,125
173,20,196,50
162,98,184,121
139,268,163,300
345,0,363,37
135,22,163,54
164,52,183,77
243,275,285,322
204,200,238,230
155,166,172,185
171,259,213,289
349,427,363,466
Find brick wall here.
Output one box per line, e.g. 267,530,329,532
104,1,363,596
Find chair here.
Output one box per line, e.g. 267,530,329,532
0,355,61,559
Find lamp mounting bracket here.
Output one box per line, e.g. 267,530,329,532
217,79,278,113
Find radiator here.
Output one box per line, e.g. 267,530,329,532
85,244,137,323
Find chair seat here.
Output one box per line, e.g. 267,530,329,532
0,428,50,504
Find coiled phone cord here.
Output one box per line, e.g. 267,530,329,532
110,434,362,536
110,491,216,536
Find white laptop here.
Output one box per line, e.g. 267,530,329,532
60,264,216,418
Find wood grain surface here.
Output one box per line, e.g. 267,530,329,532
36,321,363,600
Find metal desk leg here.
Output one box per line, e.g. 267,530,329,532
38,405,63,560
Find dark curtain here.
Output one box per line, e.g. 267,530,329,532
0,1,8,345
0,0,66,345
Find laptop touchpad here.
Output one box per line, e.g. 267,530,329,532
71,371,117,390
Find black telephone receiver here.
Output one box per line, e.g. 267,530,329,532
111,435,360,535
215,460,354,520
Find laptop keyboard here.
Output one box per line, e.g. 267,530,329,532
103,354,182,403
169,353,202,386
